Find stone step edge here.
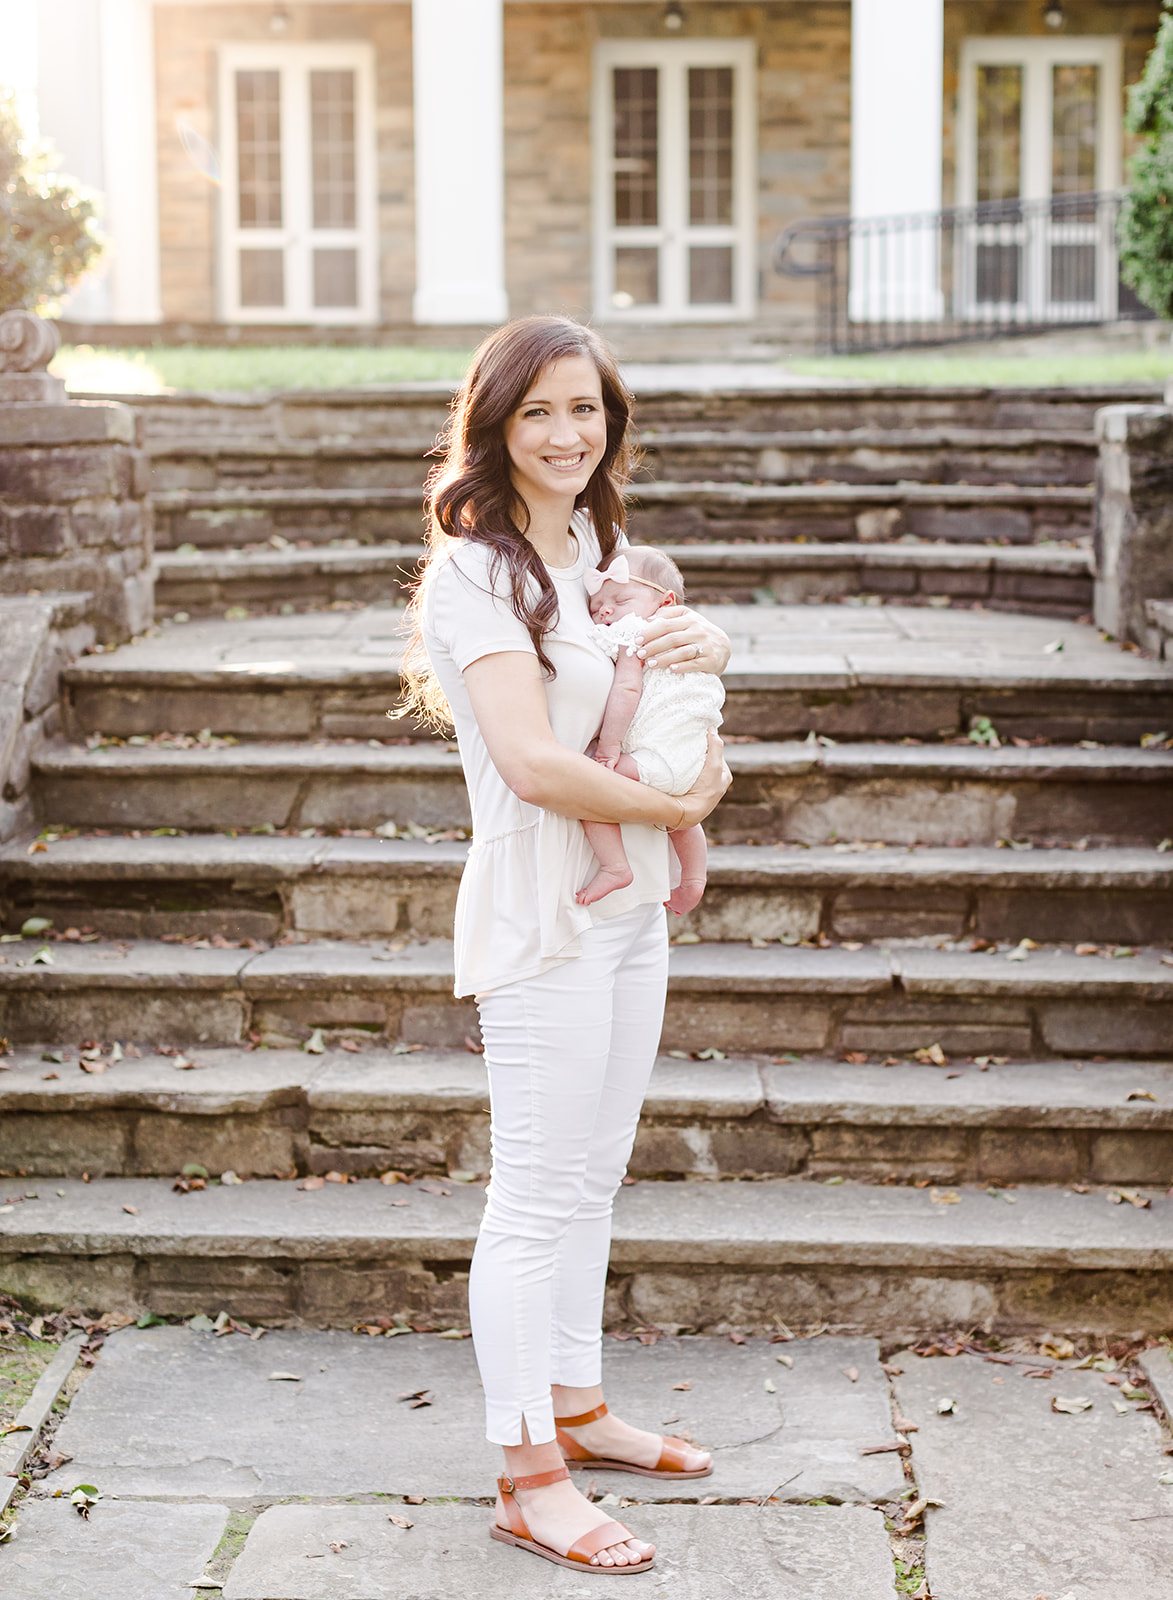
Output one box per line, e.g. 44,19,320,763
151,481,1095,509
146,427,1100,459
4,836,1170,891
1,1046,1171,1128
34,740,1173,781
153,541,1094,581
2,1175,1169,1269
1,937,1171,1000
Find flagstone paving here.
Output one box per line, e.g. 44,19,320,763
51,1326,906,1503
3,1499,229,1600
892,1350,1173,1600
219,1502,896,1600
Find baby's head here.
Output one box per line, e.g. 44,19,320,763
587,546,684,624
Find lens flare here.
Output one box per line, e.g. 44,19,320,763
177,119,222,186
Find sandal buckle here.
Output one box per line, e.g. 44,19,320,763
501,1476,515,1493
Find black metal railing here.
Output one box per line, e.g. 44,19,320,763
775,190,1153,354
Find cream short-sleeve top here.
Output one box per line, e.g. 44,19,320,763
420,511,671,998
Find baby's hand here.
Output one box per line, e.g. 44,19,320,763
595,749,621,770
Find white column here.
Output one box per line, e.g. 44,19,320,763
850,0,944,319
412,0,507,324
36,0,109,320
97,0,161,323
0,0,40,136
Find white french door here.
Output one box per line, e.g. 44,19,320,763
218,43,377,324
592,38,756,322
957,36,1121,322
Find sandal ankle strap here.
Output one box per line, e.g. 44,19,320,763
498,1465,571,1495
553,1401,609,1428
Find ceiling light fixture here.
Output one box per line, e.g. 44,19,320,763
269,4,291,35
664,2,685,32
1044,4,1066,28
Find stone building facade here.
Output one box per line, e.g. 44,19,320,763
20,0,1166,346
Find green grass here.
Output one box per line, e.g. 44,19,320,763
52,343,474,395
49,337,1171,394
786,348,1170,387
0,1331,56,1430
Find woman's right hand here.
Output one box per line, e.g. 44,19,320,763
678,732,732,828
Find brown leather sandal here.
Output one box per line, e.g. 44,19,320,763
489,1464,654,1573
556,1401,714,1479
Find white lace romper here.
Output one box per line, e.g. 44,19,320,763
590,612,725,796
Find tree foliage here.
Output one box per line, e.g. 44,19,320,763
0,94,102,315
1118,3,1173,320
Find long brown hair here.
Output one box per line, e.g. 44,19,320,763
397,316,636,730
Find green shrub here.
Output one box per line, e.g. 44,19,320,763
1119,3,1173,319
0,93,102,314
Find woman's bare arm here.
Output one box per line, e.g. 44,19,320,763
635,604,731,675
463,651,729,827
594,649,645,767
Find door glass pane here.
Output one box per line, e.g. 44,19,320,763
239,247,285,306
311,69,357,228
689,244,733,304
236,70,283,227
975,242,1021,304
314,247,358,308
613,68,658,226
689,66,733,226
613,246,659,307
1050,242,1096,302
976,64,1022,203
1052,64,1098,195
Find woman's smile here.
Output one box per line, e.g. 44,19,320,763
505,353,608,507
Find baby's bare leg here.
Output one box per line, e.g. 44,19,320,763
665,823,708,916
577,819,634,907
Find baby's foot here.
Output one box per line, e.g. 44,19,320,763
576,864,634,907
666,878,706,916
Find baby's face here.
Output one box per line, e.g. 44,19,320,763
588,577,665,625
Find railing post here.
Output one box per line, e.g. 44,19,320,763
1093,402,1173,650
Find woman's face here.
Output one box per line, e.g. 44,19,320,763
504,354,608,513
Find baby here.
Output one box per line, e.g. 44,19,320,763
578,546,725,914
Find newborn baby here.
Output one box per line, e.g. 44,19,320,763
578,546,725,913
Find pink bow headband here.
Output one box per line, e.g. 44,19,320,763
583,554,669,597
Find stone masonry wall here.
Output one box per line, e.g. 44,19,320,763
0,596,95,844
155,3,415,325
504,3,852,330
1093,403,1173,649
0,403,154,643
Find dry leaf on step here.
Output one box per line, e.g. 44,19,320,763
387,1514,414,1529
268,1372,302,1382
1051,1395,1094,1414
843,1367,859,1382
672,1379,692,1390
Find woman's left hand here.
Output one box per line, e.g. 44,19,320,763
635,604,731,675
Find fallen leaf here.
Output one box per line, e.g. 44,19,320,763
861,1441,910,1456
764,1378,776,1393
1121,1385,1151,1401
398,1388,432,1406
464,1034,484,1054
1112,1188,1152,1209
1051,1395,1094,1414
843,1366,859,1382
379,1171,407,1185
903,1495,929,1522
122,1204,139,1215
79,1057,108,1075
324,1171,349,1184
1040,1338,1076,1360
298,1176,326,1191
418,1182,452,1197
268,1371,302,1382
1075,943,1099,956
220,1170,243,1185
881,1363,904,1377
1113,1399,1131,1415
936,1397,956,1414
775,1354,793,1369
914,1043,948,1065
71,1484,101,1519
304,1028,326,1054
328,1541,348,1554
436,1328,471,1340
728,1332,747,1345
1158,1469,1173,1486
930,1188,961,1205
672,1379,692,1389
1126,1090,1157,1102
387,1513,414,1528
893,1416,919,1433
403,1495,425,1505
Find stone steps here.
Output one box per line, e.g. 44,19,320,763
4,835,1172,946
153,540,1095,619
150,479,1093,550
33,739,1173,846
1,936,1170,1057
2,1046,1171,1188
147,426,1097,495
2,1169,1170,1333
94,381,1161,449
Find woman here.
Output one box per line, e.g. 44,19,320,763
403,315,732,1574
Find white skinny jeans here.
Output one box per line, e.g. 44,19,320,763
468,901,668,1446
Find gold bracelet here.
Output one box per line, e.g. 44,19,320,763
655,797,686,832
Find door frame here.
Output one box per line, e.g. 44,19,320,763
217,41,378,325
591,36,757,323
957,34,1122,206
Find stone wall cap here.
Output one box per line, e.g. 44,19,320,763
1094,403,1173,443
0,401,136,447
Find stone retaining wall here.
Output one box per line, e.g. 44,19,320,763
0,596,95,843
1093,404,1173,648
